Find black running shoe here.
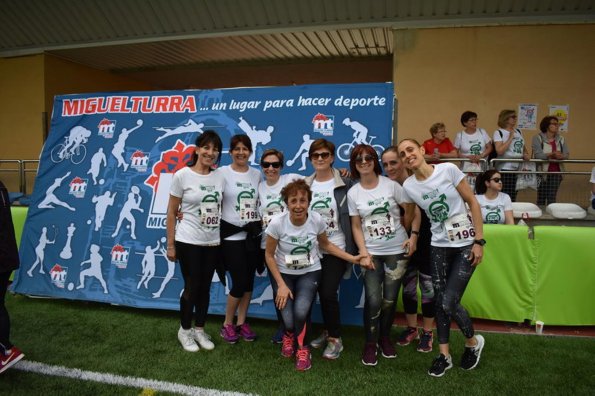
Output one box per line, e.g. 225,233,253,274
428,354,453,377
461,334,485,370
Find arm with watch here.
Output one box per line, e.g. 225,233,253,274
455,177,485,266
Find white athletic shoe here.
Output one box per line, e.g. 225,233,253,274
193,328,215,351
178,327,199,352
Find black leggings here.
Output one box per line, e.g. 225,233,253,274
430,245,476,344
401,256,435,318
0,271,13,353
176,241,218,329
317,254,348,338
222,239,256,298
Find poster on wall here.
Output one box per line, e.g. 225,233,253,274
11,83,394,325
517,103,538,129
549,104,569,132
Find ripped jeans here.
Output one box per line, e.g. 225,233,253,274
362,253,409,343
430,245,476,344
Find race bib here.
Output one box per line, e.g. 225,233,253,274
364,213,395,239
444,213,476,242
239,197,259,221
313,206,338,234
199,202,220,227
262,207,283,227
284,253,313,270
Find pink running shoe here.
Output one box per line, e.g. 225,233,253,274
295,347,312,371
220,324,240,344
281,332,295,358
237,322,257,342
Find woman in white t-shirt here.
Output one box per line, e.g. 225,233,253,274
474,170,514,225
167,131,225,353
493,109,530,201
455,111,492,190
257,148,302,343
347,144,417,367
218,134,262,344
265,179,365,371
397,138,485,378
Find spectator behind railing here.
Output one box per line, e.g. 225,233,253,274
454,111,493,191
493,109,530,202
474,170,514,225
422,122,458,164
532,116,570,206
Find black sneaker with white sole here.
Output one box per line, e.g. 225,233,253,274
461,334,485,370
428,354,453,377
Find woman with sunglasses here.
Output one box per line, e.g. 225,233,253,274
166,131,224,352
257,148,302,343
381,147,435,353
474,170,514,225
348,145,416,366
397,138,485,378
219,134,262,344
304,138,356,360
265,179,366,371
493,110,530,201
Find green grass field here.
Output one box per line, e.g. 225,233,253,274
3,293,594,395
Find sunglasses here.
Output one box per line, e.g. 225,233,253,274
310,152,331,160
261,161,281,169
490,178,502,183
355,154,375,164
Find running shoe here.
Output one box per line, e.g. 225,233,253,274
295,347,312,371
220,324,240,344
378,336,397,358
237,322,257,342
310,330,328,349
322,337,344,360
428,354,453,377
397,326,419,346
281,332,295,358
461,334,485,370
178,327,199,352
417,330,433,353
271,325,285,344
0,346,24,374
193,328,215,350
361,342,378,366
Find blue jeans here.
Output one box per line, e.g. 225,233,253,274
362,254,409,342
271,270,321,347
430,245,476,344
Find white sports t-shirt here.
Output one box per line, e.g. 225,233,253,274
258,173,303,249
169,166,225,246
454,129,491,157
493,129,525,170
402,163,475,247
310,178,346,252
219,165,261,240
265,211,325,275
475,192,512,224
347,175,408,255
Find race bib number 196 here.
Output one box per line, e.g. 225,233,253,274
444,213,475,242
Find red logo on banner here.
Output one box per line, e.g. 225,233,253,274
144,140,195,191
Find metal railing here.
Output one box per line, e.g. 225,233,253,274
0,159,39,197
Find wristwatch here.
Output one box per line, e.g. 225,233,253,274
473,239,487,246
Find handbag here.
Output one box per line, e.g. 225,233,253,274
515,161,539,191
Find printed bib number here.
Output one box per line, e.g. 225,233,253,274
239,198,258,221
364,213,394,239
200,202,220,227
314,206,338,234
444,213,476,242
262,207,283,227
284,253,313,270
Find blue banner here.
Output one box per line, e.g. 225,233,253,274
12,83,394,325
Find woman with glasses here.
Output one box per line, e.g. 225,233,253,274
219,134,262,344
397,138,485,378
454,111,493,191
532,116,569,206
493,110,530,201
422,123,458,164
474,170,514,225
257,148,302,343
381,147,435,353
348,144,416,366
265,179,366,371
166,131,224,352
305,138,356,360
